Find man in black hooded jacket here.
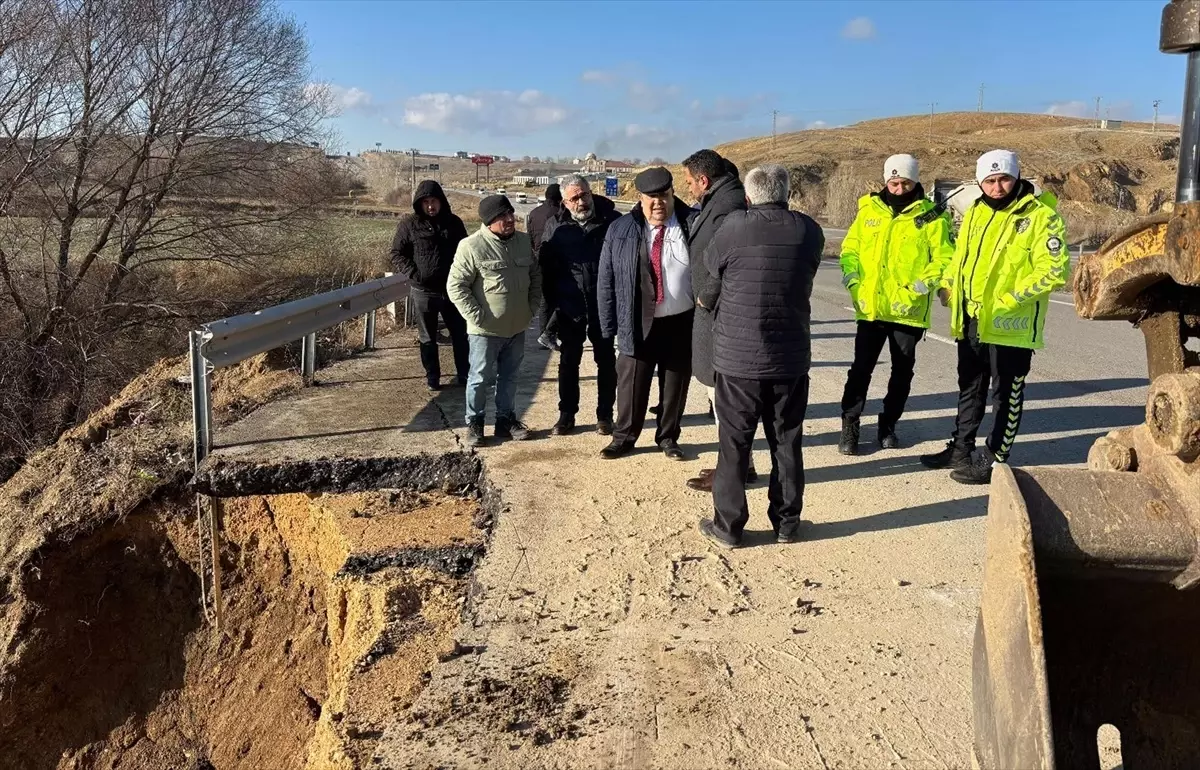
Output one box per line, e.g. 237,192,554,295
390,180,470,390
527,183,563,351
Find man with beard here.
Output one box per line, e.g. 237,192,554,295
540,175,622,435
527,183,563,351
447,195,542,448
920,150,1068,484
838,154,954,454
389,180,469,391
597,167,695,460
679,149,752,493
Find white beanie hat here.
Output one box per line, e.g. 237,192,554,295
884,154,919,183
976,150,1020,183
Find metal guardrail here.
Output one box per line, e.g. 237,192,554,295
188,273,410,466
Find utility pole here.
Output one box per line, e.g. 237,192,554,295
1095,96,1102,128
978,82,985,112
410,148,417,200
772,109,779,150
1153,99,1161,133
929,102,936,139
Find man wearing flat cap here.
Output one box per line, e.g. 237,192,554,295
596,167,695,460
447,194,542,449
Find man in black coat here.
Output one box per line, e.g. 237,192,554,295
389,180,469,390
680,149,750,492
540,175,622,436
697,164,824,549
597,167,695,461
527,183,563,351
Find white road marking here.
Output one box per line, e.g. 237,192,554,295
1049,298,1074,307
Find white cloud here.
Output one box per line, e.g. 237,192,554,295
807,120,829,130
306,83,375,114
842,17,876,40
1045,100,1090,118
691,95,769,123
402,90,569,136
626,80,682,113
581,69,618,84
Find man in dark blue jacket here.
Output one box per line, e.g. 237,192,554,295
597,167,695,461
698,164,824,549
389,180,469,391
540,175,621,435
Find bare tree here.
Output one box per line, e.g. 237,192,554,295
0,0,335,468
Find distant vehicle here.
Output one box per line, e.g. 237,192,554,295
497,188,507,195
537,196,545,203
516,192,527,203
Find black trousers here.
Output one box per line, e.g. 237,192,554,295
557,314,616,421
412,289,469,385
840,320,923,426
712,373,810,539
614,310,693,446
953,316,1034,462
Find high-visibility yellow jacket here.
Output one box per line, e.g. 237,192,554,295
945,185,1068,350
839,193,954,329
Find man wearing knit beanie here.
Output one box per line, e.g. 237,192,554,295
447,194,543,448
920,149,1069,484
838,154,953,455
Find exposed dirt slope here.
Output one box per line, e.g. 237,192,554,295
651,111,1179,243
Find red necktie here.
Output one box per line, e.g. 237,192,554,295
650,225,665,305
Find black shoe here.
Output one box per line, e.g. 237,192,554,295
649,404,661,417
699,519,740,549
838,418,860,456
426,379,443,393
495,417,531,441
552,415,576,436
920,440,973,470
776,518,803,544
878,421,900,450
746,464,758,483
660,439,685,460
455,374,468,387
465,420,486,449
600,440,635,459
951,446,997,485
596,417,613,436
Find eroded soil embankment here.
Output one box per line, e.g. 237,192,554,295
0,481,489,770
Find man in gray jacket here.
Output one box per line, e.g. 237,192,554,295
447,195,543,448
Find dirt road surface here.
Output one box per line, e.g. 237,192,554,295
375,262,1146,769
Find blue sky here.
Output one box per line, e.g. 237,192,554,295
283,0,1181,161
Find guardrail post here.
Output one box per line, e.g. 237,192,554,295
189,330,212,466
363,309,376,350
301,332,316,385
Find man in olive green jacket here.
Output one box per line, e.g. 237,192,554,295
447,195,543,448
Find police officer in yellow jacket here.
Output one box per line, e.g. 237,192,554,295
920,149,1069,484
839,154,953,454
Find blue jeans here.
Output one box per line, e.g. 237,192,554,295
465,332,526,424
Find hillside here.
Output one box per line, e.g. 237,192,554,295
714,111,1181,244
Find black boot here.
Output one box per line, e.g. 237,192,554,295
951,445,998,485
465,419,486,449
838,417,860,456
878,419,899,450
919,439,972,470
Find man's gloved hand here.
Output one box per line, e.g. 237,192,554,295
937,288,950,307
